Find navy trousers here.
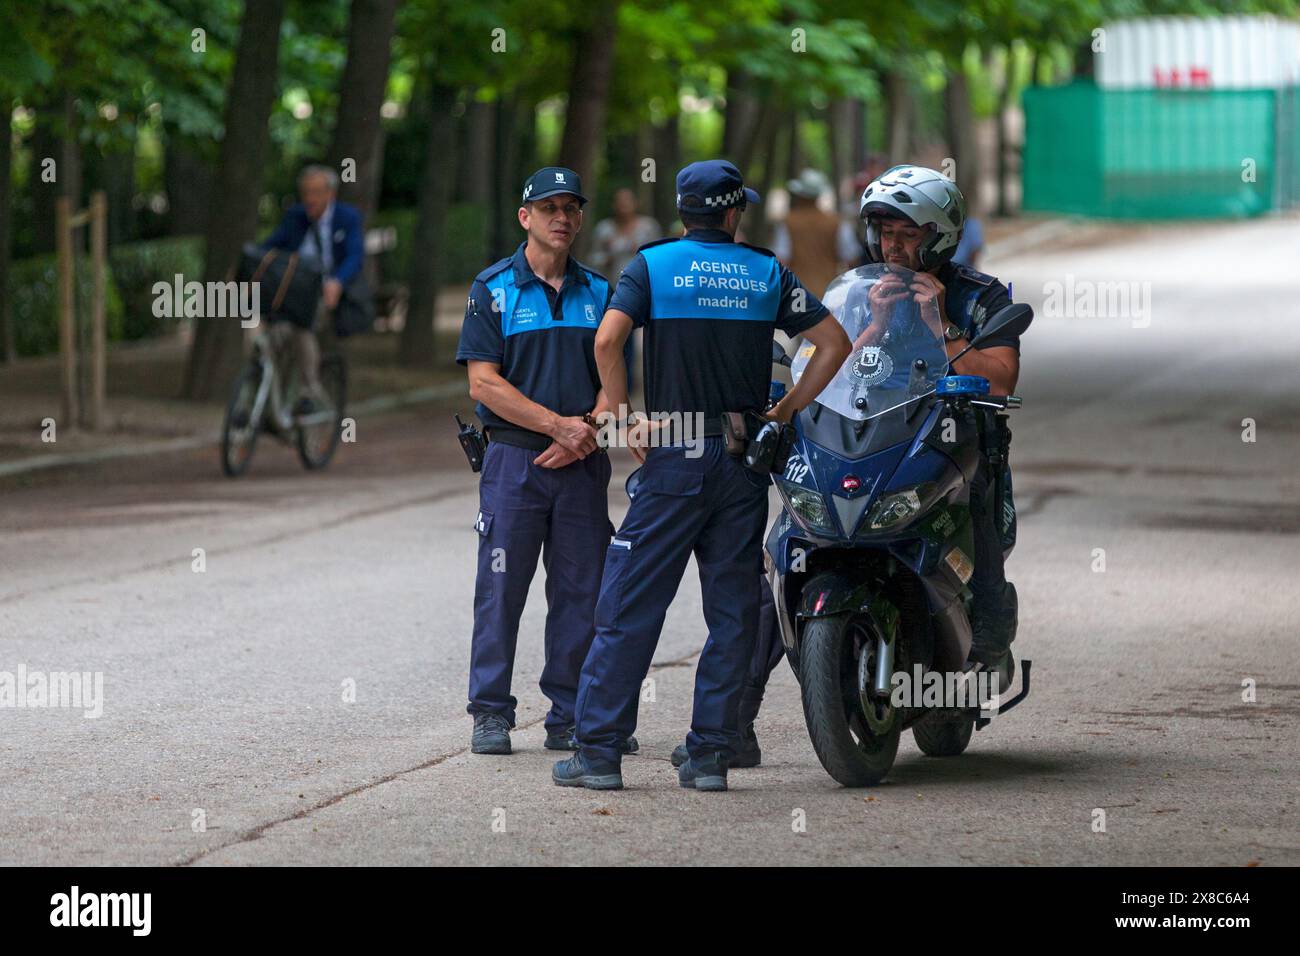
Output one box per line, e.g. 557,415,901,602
573,439,769,765
467,441,612,733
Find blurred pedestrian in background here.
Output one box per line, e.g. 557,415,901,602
590,188,661,391
772,169,859,298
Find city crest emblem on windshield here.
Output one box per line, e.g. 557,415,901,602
851,345,893,387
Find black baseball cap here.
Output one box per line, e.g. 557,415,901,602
522,167,588,205
675,160,760,211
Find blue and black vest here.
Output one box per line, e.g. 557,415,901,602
474,254,609,434
639,235,783,419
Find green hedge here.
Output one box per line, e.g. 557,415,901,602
6,255,125,358
109,236,204,341
371,202,490,285
5,235,206,358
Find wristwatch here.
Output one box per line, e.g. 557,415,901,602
943,322,966,342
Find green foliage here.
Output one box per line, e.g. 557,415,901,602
371,203,491,284
6,254,125,358
108,236,205,340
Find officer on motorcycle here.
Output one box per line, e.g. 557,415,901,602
861,164,1027,674
668,165,1028,770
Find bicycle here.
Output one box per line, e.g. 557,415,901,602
220,320,347,477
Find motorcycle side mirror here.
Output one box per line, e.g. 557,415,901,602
771,341,793,367
948,302,1032,365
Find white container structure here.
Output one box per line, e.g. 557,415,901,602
1096,15,1300,90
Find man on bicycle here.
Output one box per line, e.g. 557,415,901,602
262,163,364,412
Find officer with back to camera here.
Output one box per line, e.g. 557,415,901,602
551,160,852,792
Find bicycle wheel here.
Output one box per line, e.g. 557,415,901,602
296,353,347,470
221,363,263,477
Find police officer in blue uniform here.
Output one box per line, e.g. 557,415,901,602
552,160,852,791
457,167,637,757
670,165,1032,764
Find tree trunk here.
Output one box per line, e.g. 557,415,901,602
850,97,868,174
741,81,779,182
557,4,620,206
399,83,457,368
784,106,803,181
328,0,398,226
490,95,513,263
0,110,13,362
994,48,1012,218
827,98,854,199
651,114,680,231
460,98,493,205
163,135,213,236
31,92,81,255
943,67,980,214
182,0,286,401
885,70,912,161
723,69,761,172
85,144,136,245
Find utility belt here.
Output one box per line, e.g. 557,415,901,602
454,416,609,472
484,425,551,453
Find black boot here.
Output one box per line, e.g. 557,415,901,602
968,582,1018,690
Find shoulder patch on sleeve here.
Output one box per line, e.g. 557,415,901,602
474,257,514,284
953,263,996,287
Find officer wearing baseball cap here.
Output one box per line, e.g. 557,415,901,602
552,159,852,791
456,166,638,758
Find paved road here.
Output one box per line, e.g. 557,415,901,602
2,216,1298,865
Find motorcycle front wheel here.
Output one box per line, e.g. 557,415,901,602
799,613,900,787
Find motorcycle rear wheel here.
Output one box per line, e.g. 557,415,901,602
912,710,975,757
799,614,899,787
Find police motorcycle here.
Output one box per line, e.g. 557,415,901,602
766,262,1031,787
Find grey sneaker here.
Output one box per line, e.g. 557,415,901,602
671,727,759,769
678,752,729,791
552,753,623,790
471,713,511,755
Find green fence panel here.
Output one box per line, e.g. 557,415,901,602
1024,82,1288,219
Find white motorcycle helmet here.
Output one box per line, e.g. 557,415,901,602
859,165,966,270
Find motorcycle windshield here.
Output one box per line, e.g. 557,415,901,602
791,263,950,422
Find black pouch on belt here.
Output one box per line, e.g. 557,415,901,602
721,412,749,458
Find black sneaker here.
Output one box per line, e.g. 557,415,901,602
545,727,638,754
671,727,759,769
552,753,623,790
678,752,728,791
470,713,511,755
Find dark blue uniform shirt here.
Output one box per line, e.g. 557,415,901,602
938,261,1030,351
609,228,830,418
456,242,612,437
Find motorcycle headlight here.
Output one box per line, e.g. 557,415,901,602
864,486,928,531
775,479,838,537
